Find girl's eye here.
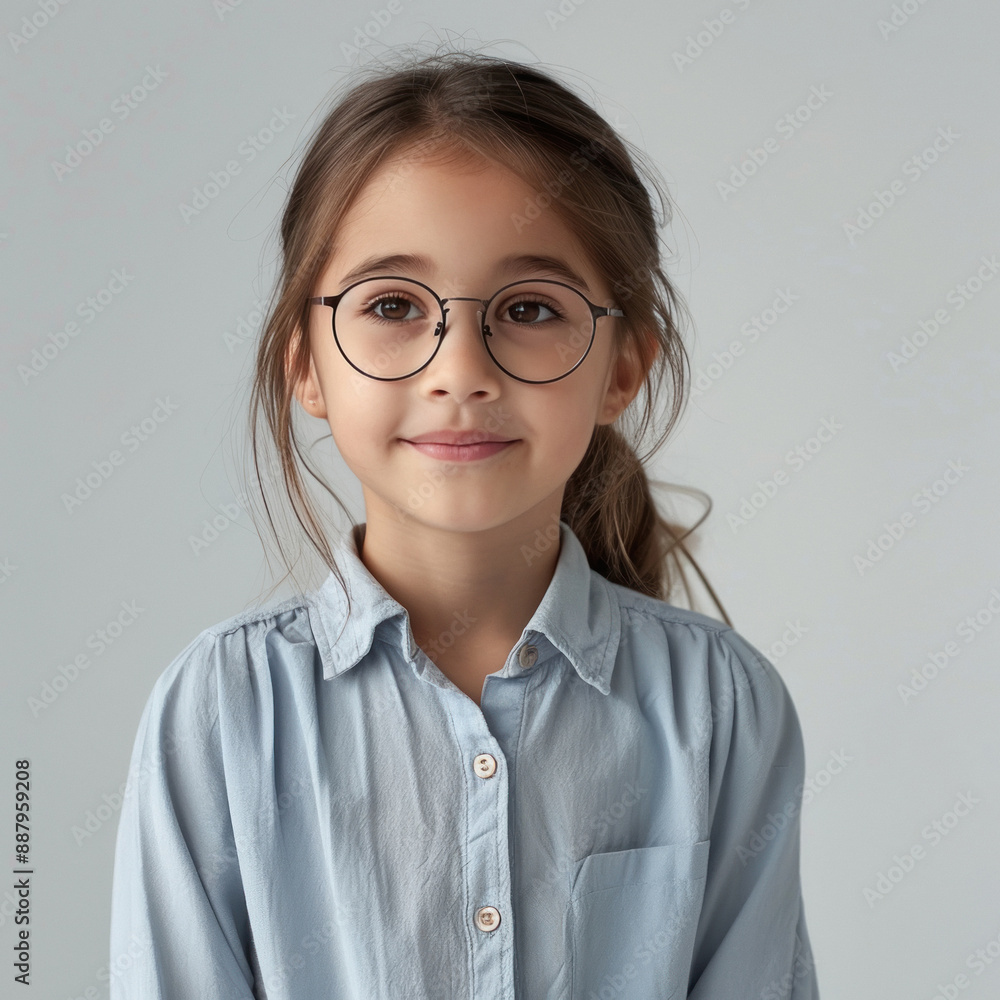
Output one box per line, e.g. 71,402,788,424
366,295,422,322
502,298,562,324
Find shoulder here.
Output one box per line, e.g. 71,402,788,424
608,579,749,670
610,580,733,637
120,591,332,809
606,581,798,732
200,591,314,639
140,592,322,735
606,583,806,788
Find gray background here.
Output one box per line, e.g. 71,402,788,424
3,1,999,997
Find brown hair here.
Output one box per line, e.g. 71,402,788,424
241,43,732,628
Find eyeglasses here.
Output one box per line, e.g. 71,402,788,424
308,275,624,383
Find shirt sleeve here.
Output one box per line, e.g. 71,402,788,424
108,630,256,1000
687,628,820,999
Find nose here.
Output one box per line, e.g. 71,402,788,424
419,296,502,397
434,298,495,364
439,296,488,336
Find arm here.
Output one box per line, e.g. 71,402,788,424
687,628,819,999
109,631,257,1000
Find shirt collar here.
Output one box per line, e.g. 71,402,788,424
306,519,620,695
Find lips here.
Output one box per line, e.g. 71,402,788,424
402,436,518,462
403,430,515,446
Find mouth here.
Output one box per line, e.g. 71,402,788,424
401,439,519,462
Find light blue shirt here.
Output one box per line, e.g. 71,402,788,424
109,520,819,999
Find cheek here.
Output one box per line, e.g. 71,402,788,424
533,386,600,455
325,382,402,463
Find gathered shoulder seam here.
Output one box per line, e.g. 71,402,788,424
201,595,312,639
617,593,734,637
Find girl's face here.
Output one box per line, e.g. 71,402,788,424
292,149,644,537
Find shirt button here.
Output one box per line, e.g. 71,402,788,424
473,753,497,778
517,644,538,669
474,905,501,932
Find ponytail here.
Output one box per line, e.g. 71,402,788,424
562,424,732,627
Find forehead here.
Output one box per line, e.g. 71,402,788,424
326,149,602,294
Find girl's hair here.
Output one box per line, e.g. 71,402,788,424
242,43,732,628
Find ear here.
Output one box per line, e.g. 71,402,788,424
596,329,655,426
287,324,328,419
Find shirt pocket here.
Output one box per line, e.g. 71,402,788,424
566,839,710,1000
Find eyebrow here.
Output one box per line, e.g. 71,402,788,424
336,252,592,294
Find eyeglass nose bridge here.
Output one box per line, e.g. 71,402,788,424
437,295,493,339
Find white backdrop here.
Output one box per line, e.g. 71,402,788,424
3,1,998,997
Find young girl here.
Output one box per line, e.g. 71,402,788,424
110,47,819,999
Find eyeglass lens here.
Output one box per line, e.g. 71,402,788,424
332,277,597,381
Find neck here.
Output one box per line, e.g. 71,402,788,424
355,500,563,661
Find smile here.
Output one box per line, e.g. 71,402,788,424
402,440,518,462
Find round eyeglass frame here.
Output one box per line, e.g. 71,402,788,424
307,275,625,384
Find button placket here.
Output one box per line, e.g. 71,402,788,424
459,691,522,990
471,751,502,936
